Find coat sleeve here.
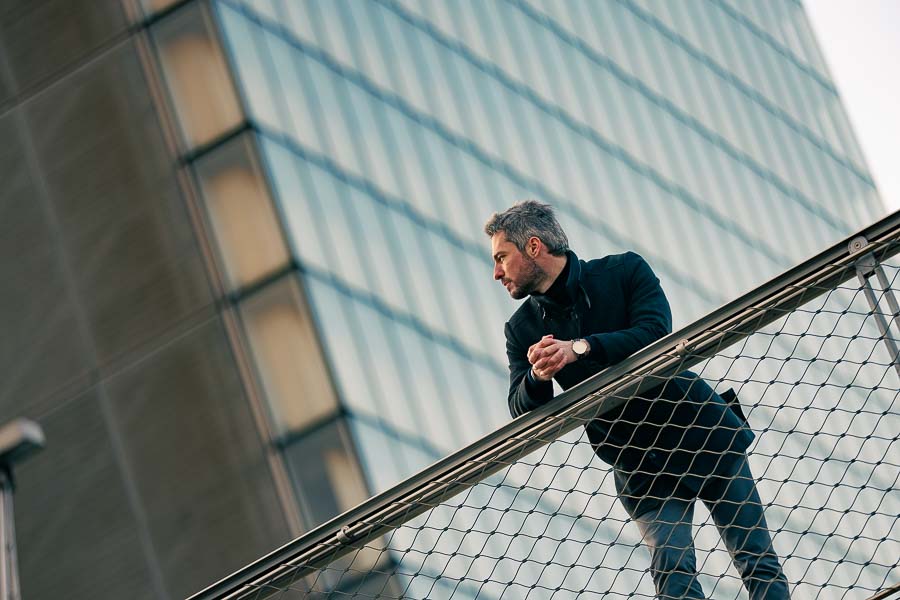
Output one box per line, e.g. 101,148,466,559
585,253,672,366
505,321,554,418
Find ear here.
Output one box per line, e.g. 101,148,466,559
528,236,541,258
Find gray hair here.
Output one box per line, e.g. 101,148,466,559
484,200,569,256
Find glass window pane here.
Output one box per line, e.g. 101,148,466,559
284,419,368,523
216,4,281,131
140,0,181,14
260,139,332,272
348,415,434,495
194,134,290,290
153,2,242,148
303,277,374,416
241,276,339,436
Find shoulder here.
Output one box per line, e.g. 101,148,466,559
506,300,539,332
504,297,547,349
582,251,647,277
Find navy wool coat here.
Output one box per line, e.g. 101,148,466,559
503,250,754,515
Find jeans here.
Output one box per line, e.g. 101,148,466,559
628,455,789,599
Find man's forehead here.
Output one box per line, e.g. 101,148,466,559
490,232,512,253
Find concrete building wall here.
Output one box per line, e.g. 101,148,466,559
0,2,291,597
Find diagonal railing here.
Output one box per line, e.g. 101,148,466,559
190,210,900,599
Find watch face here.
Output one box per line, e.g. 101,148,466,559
573,339,588,356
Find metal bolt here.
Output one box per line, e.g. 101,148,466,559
849,236,869,254
336,525,354,545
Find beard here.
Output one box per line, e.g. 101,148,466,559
507,255,548,300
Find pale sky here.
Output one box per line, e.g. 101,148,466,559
805,0,900,215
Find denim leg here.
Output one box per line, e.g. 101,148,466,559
700,456,790,600
632,498,706,599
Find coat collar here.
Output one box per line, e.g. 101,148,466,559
529,250,584,311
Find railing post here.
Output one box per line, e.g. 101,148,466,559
852,236,900,380
0,420,45,600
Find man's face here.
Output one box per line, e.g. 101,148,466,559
491,232,547,299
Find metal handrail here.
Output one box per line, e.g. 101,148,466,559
188,210,900,600
868,581,900,600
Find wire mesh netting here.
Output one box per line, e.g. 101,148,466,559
197,233,900,599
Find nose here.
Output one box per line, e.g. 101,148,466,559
493,263,503,280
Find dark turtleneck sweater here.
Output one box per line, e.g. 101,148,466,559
534,254,571,306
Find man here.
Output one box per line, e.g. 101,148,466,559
485,200,789,599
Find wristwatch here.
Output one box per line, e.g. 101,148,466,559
572,338,590,359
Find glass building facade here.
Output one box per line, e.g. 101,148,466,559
0,0,886,598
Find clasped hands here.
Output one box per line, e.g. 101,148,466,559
528,334,577,382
